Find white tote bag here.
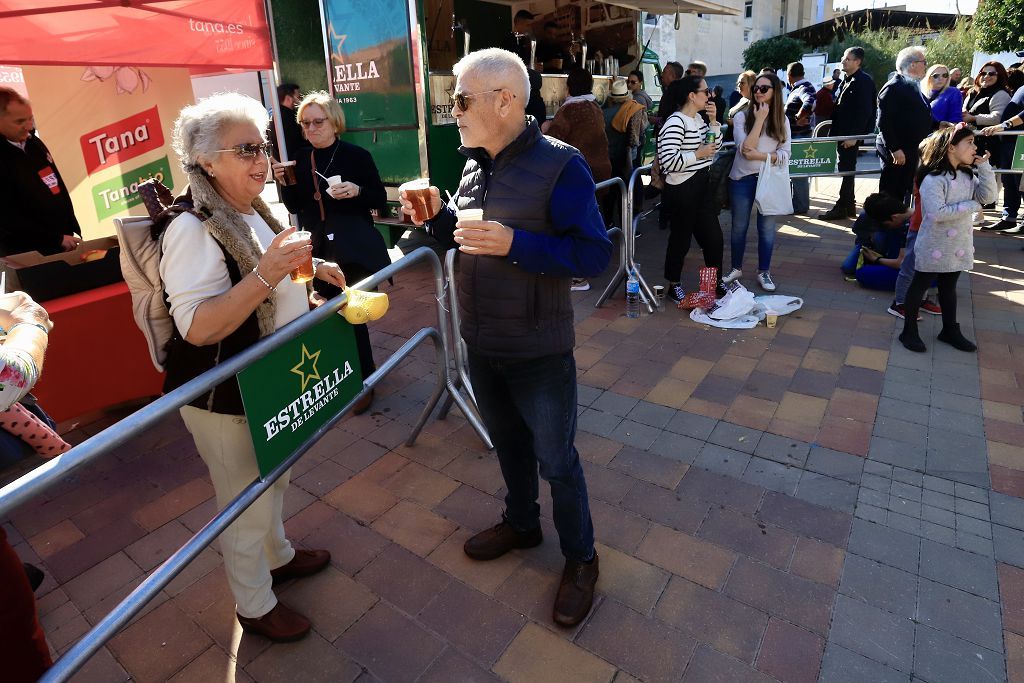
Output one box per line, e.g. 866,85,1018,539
754,156,793,216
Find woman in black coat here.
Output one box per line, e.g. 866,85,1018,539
273,91,388,413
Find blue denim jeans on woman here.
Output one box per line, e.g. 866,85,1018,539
467,350,594,562
728,173,778,272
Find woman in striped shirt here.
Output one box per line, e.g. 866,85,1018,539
657,76,725,303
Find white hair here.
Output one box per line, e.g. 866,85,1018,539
896,46,926,77
453,48,529,104
172,92,269,172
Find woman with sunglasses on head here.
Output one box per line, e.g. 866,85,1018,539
962,61,1010,157
273,91,387,414
923,64,963,126
723,73,791,292
657,75,725,304
899,123,996,353
162,93,345,642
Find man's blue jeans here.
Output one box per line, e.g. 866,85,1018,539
467,349,594,562
729,173,778,272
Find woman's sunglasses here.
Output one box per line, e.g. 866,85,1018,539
931,72,949,79
752,84,773,94
451,88,513,111
299,117,329,129
979,70,998,78
214,142,271,159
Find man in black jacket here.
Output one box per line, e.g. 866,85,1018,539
786,62,817,214
876,47,931,204
820,47,876,220
0,88,82,256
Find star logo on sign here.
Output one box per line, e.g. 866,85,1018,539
802,142,818,159
290,344,322,393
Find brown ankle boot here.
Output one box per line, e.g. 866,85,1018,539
237,602,311,642
270,549,331,584
463,519,543,561
553,554,599,627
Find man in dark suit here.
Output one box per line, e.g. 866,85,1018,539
876,47,932,204
820,47,876,220
0,87,82,256
271,83,304,160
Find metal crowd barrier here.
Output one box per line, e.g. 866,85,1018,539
0,246,488,682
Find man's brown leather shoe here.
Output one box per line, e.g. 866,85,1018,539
553,554,599,627
352,389,374,415
237,602,311,642
464,520,543,561
270,549,331,584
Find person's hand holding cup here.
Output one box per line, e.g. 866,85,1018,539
272,160,297,186
327,176,360,200
399,178,441,225
257,227,314,286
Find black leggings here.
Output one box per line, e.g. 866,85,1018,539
662,168,724,283
902,270,961,334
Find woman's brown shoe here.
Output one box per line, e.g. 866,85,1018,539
237,602,311,642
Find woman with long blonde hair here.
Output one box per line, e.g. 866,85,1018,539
723,72,791,292
923,63,962,125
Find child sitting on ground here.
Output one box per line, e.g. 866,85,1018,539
850,193,910,291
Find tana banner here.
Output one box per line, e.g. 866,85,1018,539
322,0,417,130
20,65,194,240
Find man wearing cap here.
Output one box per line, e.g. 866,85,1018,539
0,87,82,256
399,48,611,628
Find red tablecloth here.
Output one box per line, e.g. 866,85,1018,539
32,282,164,424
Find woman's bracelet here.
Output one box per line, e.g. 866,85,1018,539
312,258,325,278
252,268,276,292
9,322,48,335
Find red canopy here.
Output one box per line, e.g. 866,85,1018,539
0,0,272,70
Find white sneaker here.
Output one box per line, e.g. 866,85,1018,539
722,268,743,284
757,271,776,292
570,278,591,292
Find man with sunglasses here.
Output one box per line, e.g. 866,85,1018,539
399,48,611,628
875,47,932,204
820,47,876,220
0,87,82,256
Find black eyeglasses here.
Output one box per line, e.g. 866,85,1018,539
214,142,271,159
696,88,712,96
451,88,514,111
752,84,773,94
980,71,998,77
299,117,329,129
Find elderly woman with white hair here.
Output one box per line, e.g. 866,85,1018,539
876,46,933,202
162,93,346,642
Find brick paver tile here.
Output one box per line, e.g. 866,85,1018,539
755,350,802,379
815,415,872,457
725,395,779,431
989,442,1024,471
654,575,767,663
758,491,853,546
576,431,625,466
108,601,213,683
1001,563,1024,637
129,478,215,534
789,537,845,588
828,594,914,673
420,647,500,682
827,388,879,423
725,557,834,635
578,599,695,681
371,500,457,557
676,467,765,515
442,451,506,495
801,349,844,375
670,357,715,383
41,600,90,653
283,501,338,542
987,418,1024,447
322,478,398,524
983,400,1023,424
493,561,568,633
379,460,460,507
774,392,829,426
595,542,670,615
125,520,194,573
697,507,798,569
609,446,688,489
354,544,449,616
494,622,616,683
992,464,1024,498
756,618,824,683
582,463,636,505
682,397,729,420
914,623,1005,683
433,484,503,532
168,646,253,683
335,602,444,683
301,510,390,576
621,480,709,534
681,644,775,682
329,437,390,472
836,366,885,395
28,519,85,560
590,498,652,554
277,566,377,641
636,523,736,590
1006,631,1024,683
427,527,523,595
43,517,147,583
63,551,142,611
292,460,354,498
419,581,527,665
646,378,698,409
788,368,838,399
783,319,819,338
845,346,889,372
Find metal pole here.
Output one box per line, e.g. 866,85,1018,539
594,176,629,309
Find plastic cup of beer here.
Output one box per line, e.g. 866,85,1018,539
284,229,314,283
401,178,434,223
279,160,297,186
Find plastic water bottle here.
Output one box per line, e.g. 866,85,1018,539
625,269,640,318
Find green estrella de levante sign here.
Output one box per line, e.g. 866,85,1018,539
237,314,363,478
789,140,837,177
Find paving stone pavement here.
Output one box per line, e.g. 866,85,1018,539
4,178,1024,681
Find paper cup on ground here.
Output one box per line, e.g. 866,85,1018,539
765,311,778,328
653,285,665,300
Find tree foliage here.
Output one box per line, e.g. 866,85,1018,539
820,27,915,87
923,18,975,76
972,0,1024,53
742,36,807,73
